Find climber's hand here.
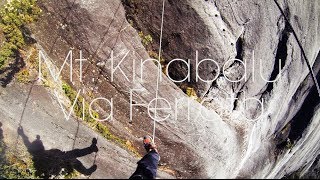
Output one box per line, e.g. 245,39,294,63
17,126,24,135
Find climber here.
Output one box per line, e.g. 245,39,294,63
129,136,160,179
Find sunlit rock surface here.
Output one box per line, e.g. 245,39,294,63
1,0,319,178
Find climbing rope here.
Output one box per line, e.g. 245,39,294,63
18,79,38,126
273,0,320,97
152,0,166,143
15,78,39,151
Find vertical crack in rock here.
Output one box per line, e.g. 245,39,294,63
232,80,248,111
203,78,219,98
288,75,320,142
231,35,245,110
276,51,320,150
233,89,241,110
266,22,291,93
235,37,244,60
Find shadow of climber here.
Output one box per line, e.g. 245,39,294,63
18,126,98,178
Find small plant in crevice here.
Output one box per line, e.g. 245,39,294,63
138,31,153,47
122,0,202,104
179,83,202,102
16,68,30,83
148,50,167,74
148,50,165,64
62,82,140,157
14,45,46,84
138,31,169,78
285,138,294,150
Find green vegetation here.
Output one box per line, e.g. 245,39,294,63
186,87,201,102
138,31,153,46
286,138,294,150
0,119,37,179
148,50,167,74
62,83,140,157
14,45,44,84
0,0,41,173
0,0,41,68
0,82,139,179
0,151,80,179
179,84,201,102
0,151,37,179
62,169,80,179
62,82,99,124
16,68,30,83
148,50,165,64
186,87,197,98
123,0,199,101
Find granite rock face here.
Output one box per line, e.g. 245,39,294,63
121,0,320,178
1,0,319,178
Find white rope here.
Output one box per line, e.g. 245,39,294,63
153,0,166,142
